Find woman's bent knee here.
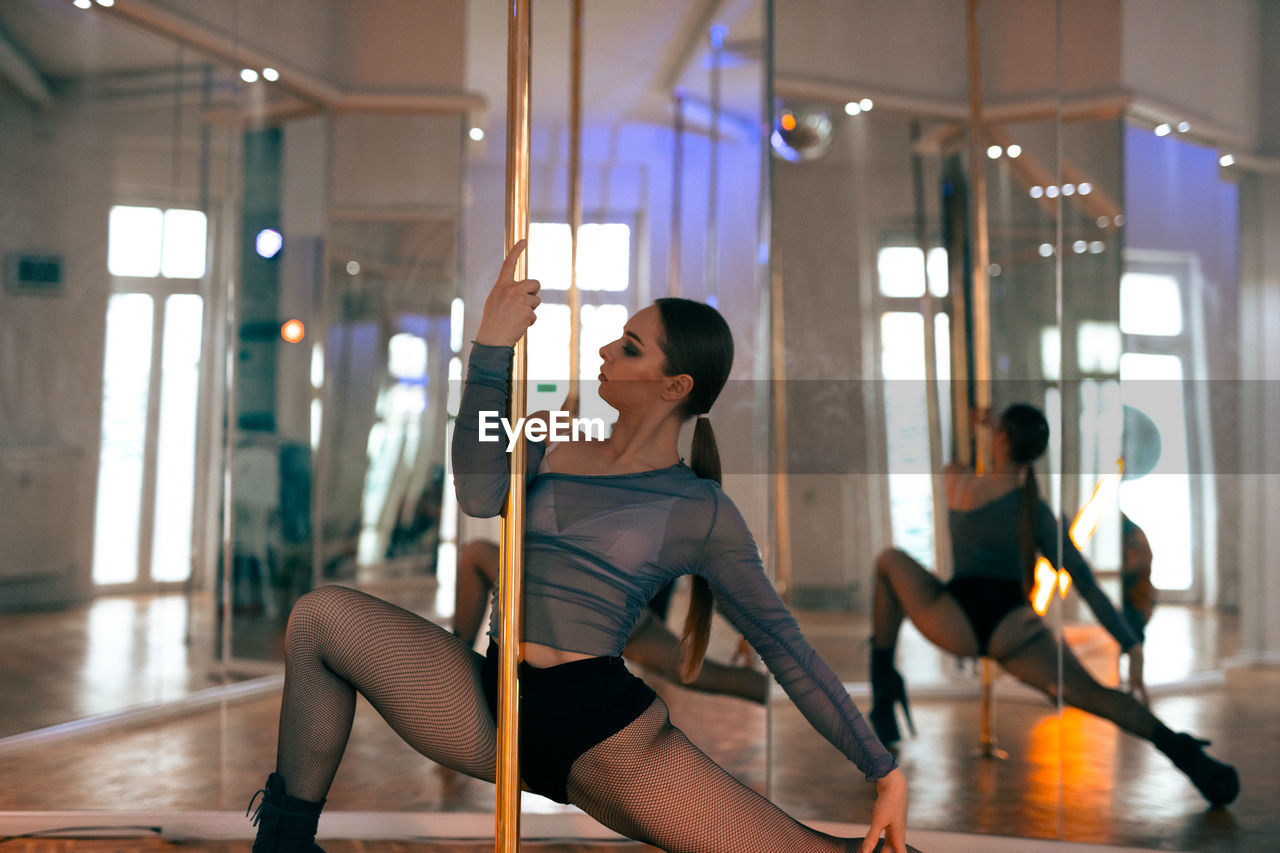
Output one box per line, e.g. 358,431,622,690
285,585,359,650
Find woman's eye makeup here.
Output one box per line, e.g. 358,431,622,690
622,344,639,356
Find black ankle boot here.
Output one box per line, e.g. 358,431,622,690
1152,725,1240,807
869,645,915,746
247,772,327,853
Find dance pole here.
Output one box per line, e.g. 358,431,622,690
705,27,723,303
966,0,993,467
669,89,685,297
967,0,1000,760
496,1,531,849
565,0,583,416
910,119,947,575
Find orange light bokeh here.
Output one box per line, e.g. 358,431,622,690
780,112,796,131
1031,458,1124,615
281,318,305,343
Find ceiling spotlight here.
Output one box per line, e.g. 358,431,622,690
859,98,873,111
1062,183,1076,196
1113,214,1125,226
262,67,279,82
1046,185,1060,199
771,107,833,162
1097,216,1110,228
240,68,260,83
844,101,862,116
1006,144,1022,158
987,144,1002,159
1220,154,1235,167
1177,121,1190,132
346,260,361,276
1073,240,1088,254
1038,243,1054,258
469,127,485,141
1089,241,1105,254
1030,186,1044,199
95,0,114,6
74,0,92,8
1155,123,1171,136
1078,182,1093,195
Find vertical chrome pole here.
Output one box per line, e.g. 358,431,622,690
705,27,723,303
497,1,532,849
566,0,583,415
669,89,685,298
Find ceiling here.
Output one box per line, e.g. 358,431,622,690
0,0,767,138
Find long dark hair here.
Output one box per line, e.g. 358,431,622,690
654,297,733,682
1000,403,1051,596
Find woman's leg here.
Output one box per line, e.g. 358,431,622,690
452,540,499,646
567,698,855,853
622,608,769,704
871,548,980,656
988,607,1238,805
987,608,1156,736
274,585,497,802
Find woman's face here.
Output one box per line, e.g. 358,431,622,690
597,305,681,412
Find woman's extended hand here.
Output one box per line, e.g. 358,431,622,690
1127,643,1149,706
475,240,540,347
858,767,909,853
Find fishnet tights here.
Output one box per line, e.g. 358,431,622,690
273,585,859,852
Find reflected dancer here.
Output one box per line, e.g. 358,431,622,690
868,404,1238,807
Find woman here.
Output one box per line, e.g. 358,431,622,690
452,538,769,704
868,404,1238,807
248,241,911,853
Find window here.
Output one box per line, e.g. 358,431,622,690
108,205,208,279
525,220,633,423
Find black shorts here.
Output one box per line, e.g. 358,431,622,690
945,577,1027,656
481,642,657,803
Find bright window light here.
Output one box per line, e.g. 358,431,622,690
160,208,208,278
1120,272,1182,336
109,206,164,277
450,297,465,353
1077,321,1121,374
877,247,948,298
577,223,630,291
528,221,631,292
1040,325,1061,381
388,333,428,381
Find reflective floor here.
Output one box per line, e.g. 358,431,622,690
0,588,1272,852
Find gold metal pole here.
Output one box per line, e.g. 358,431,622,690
967,0,1002,761
565,0,583,417
497,1,531,848
669,90,684,298
966,0,993,474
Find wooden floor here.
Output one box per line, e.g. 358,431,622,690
1,588,1275,852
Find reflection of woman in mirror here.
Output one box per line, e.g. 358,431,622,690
452,539,769,704
868,404,1239,807
248,241,911,853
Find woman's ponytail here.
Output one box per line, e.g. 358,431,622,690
679,416,721,682
653,298,733,685
1018,464,1039,597
999,403,1051,598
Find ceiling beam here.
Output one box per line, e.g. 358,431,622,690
0,23,54,108
106,0,485,115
